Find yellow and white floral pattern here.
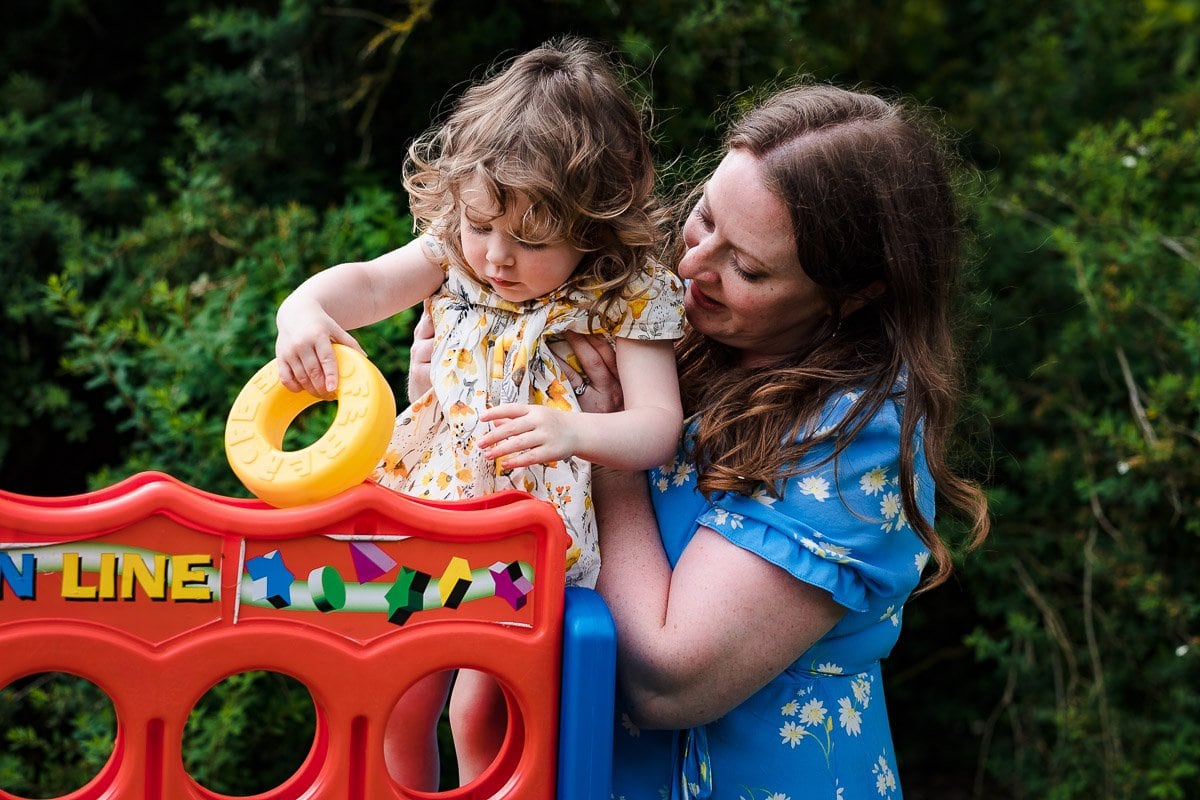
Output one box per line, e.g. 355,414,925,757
374,237,685,587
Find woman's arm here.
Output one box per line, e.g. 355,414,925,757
593,466,846,730
478,337,682,470
275,239,444,396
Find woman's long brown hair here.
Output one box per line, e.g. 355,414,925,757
677,85,989,590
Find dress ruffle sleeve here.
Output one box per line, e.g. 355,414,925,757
692,394,933,613
585,260,686,341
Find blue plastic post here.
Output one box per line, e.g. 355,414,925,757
556,587,617,800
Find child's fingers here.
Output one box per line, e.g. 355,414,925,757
476,415,535,451
277,359,303,393
331,328,365,356
481,433,535,462
481,426,548,463
479,403,530,422
494,447,550,470
317,346,341,394
286,345,333,398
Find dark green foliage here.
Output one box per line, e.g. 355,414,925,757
0,673,115,799
961,108,1200,800
1,1,1198,798
183,671,317,795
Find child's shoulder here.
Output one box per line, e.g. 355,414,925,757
623,257,685,300
418,231,452,271
604,258,686,340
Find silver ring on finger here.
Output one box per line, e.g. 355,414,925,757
573,376,591,397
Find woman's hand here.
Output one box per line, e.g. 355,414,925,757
407,300,435,402
557,332,623,413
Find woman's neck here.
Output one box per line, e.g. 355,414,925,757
736,350,786,369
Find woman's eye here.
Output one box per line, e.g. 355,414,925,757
731,256,762,282
692,206,714,230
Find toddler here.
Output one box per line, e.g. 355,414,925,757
274,37,684,790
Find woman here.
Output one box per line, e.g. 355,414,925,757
411,83,990,798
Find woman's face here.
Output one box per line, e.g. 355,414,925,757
679,149,829,366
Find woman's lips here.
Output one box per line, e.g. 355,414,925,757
688,281,723,311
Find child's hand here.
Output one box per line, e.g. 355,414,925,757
275,298,363,397
478,404,580,469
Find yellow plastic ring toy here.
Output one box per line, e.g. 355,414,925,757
224,344,397,507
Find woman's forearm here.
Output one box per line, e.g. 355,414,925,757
592,467,681,720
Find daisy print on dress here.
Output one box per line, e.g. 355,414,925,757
879,472,918,533
736,790,793,800
834,672,875,740
749,486,779,507
851,676,872,709
872,752,899,798
859,466,888,495
651,454,695,493
778,695,835,763
799,535,853,564
711,508,745,529
798,474,831,501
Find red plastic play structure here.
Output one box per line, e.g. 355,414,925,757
0,471,615,800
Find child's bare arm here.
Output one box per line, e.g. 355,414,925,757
478,338,683,470
275,239,443,396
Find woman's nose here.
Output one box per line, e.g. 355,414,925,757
679,237,718,282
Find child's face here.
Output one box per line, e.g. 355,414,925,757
458,181,584,303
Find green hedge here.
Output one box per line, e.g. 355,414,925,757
1,1,1197,797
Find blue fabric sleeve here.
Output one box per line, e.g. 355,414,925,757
696,394,931,613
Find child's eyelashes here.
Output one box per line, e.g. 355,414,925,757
465,221,553,250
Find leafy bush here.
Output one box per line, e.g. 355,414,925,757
0,673,115,799
42,117,417,495
965,108,1200,800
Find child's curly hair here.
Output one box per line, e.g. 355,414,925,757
403,36,668,328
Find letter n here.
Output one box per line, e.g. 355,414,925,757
0,553,36,600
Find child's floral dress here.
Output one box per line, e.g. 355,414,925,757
374,236,685,588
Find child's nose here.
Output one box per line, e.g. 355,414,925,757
487,235,515,267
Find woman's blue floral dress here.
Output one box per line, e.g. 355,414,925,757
611,390,934,800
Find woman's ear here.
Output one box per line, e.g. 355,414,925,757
842,279,887,316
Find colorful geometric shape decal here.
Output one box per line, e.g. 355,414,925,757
490,560,534,611
349,541,396,583
245,550,294,608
